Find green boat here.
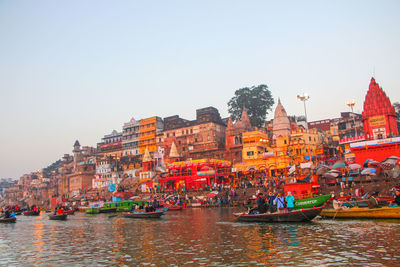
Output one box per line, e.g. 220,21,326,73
100,200,146,213
294,194,331,210
86,207,100,214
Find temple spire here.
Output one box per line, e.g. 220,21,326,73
142,147,152,162
169,142,180,158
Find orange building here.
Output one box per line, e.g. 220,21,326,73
139,116,163,155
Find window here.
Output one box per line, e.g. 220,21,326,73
247,151,254,156
190,129,193,134
284,140,287,144
178,141,181,145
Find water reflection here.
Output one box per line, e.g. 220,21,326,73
1,209,400,266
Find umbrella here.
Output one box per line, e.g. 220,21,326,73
348,163,362,170
379,156,399,170
363,159,379,168
207,191,219,198
323,170,341,179
361,168,377,175
332,162,345,169
317,165,330,175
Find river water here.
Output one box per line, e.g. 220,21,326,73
1,208,400,266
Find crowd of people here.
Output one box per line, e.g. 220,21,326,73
249,191,296,214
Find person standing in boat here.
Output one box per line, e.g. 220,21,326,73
256,193,267,214
267,192,276,213
274,193,285,213
285,192,295,212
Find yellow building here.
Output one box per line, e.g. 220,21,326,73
234,130,291,176
138,116,163,155
289,128,319,163
233,99,321,177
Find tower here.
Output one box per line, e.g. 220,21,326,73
73,140,82,171
362,77,398,140
273,98,291,138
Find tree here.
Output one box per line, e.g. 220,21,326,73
227,84,274,127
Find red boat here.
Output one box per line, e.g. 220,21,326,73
63,210,75,215
166,205,183,211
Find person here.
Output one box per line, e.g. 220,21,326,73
130,204,136,212
57,207,64,215
3,209,10,218
256,193,267,214
274,193,285,213
285,192,295,212
368,192,379,209
267,192,276,213
390,190,400,207
53,207,58,215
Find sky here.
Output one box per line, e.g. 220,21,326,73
1,1,399,179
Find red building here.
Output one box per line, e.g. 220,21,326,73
159,159,232,191
362,77,398,140
351,77,399,164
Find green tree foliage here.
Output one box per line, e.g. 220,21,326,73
227,84,274,127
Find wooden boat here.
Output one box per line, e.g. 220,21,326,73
233,206,324,222
123,207,167,218
294,194,331,210
123,210,165,218
166,205,183,211
49,214,68,220
0,217,16,223
63,210,75,215
23,210,40,216
320,206,400,219
14,211,22,216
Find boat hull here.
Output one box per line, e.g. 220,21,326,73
294,194,331,210
123,211,164,218
49,214,68,220
166,205,183,211
86,208,99,214
234,206,324,222
99,208,117,213
23,210,40,216
63,210,75,215
0,217,16,223
321,206,400,219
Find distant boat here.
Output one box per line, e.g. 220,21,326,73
23,210,40,216
0,217,16,223
48,214,68,220
320,206,400,219
233,206,324,222
123,209,166,219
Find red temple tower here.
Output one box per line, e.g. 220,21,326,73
350,77,400,165
362,77,398,140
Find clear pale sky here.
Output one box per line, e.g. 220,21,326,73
1,1,399,179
